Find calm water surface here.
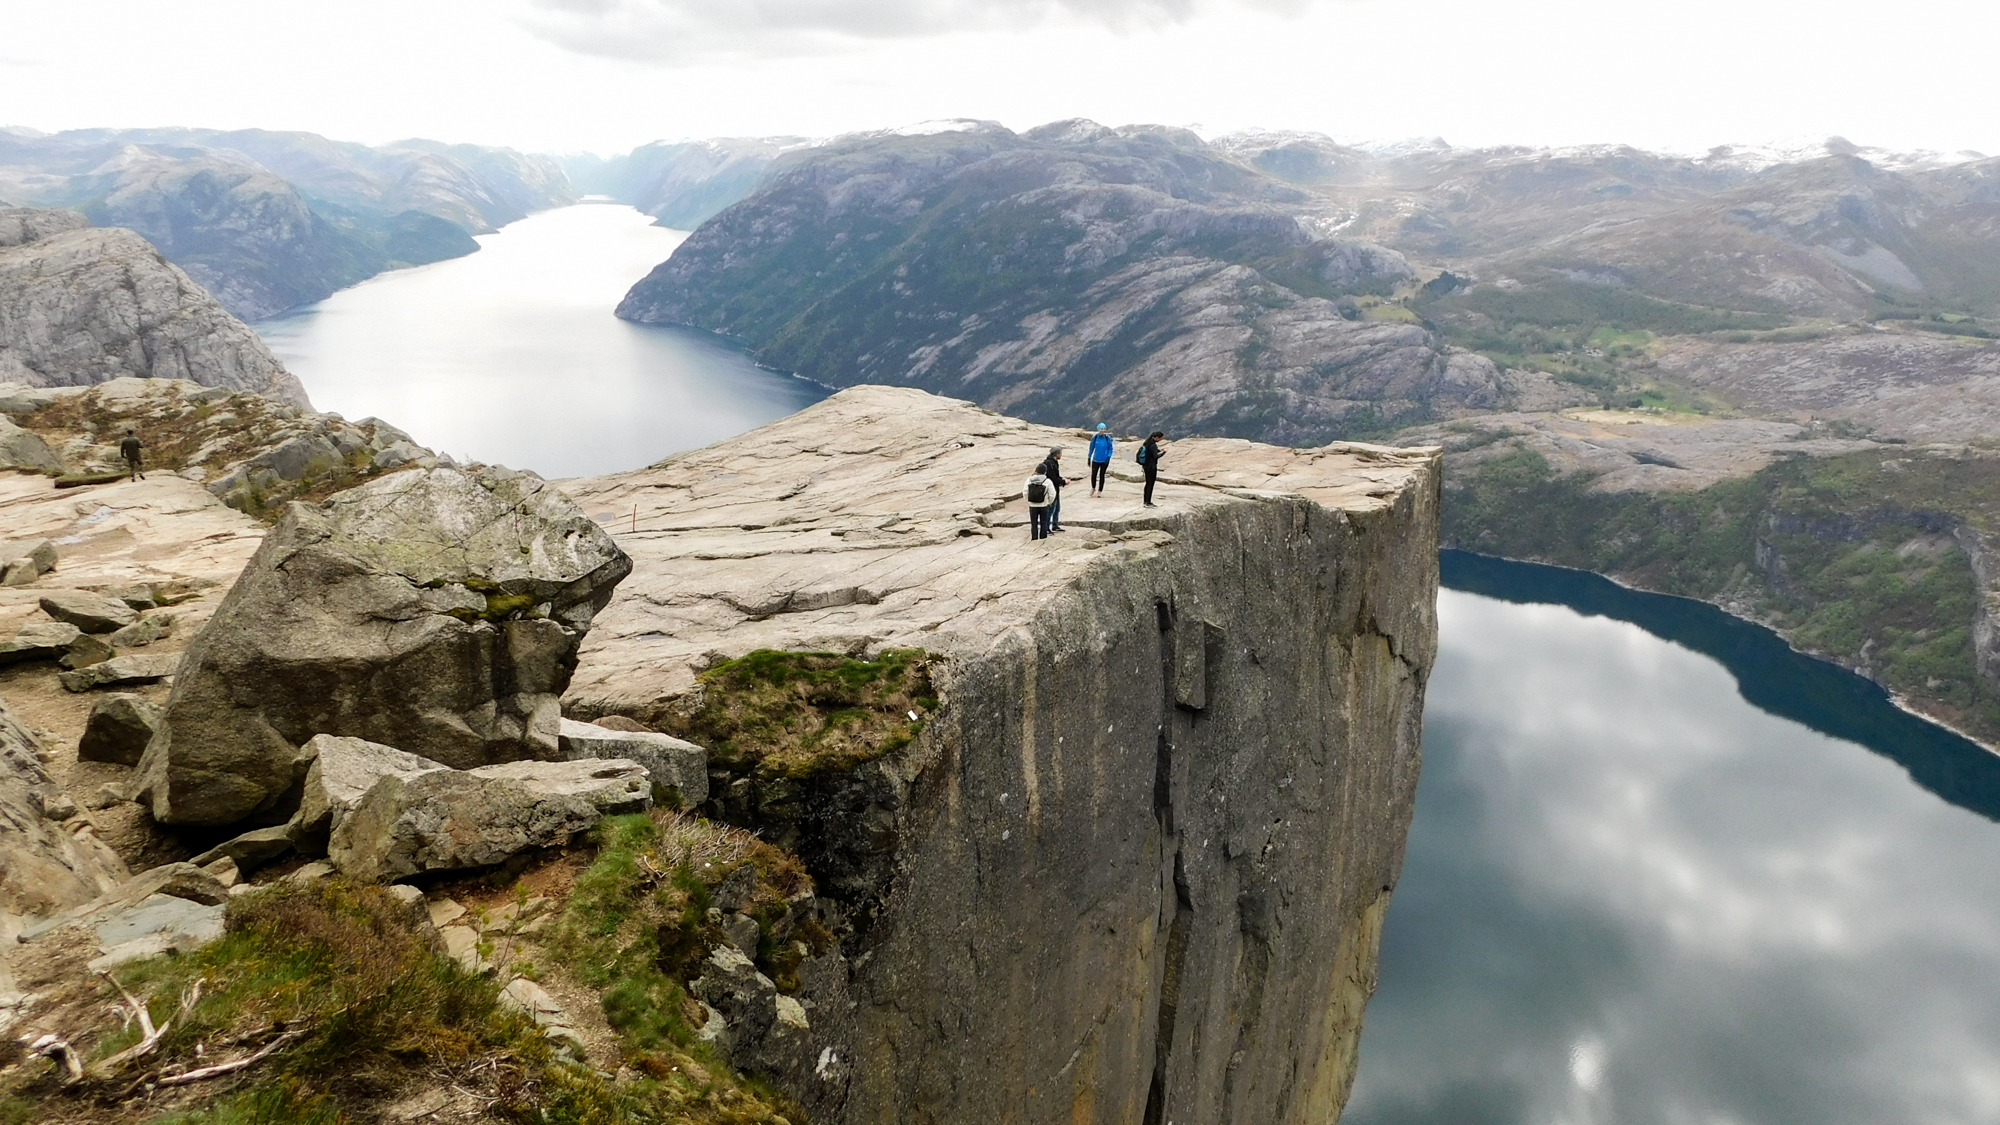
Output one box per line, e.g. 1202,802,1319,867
253,203,825,478
1347,553,2000,1125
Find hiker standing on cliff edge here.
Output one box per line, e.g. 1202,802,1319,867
1035,446,1072,532
1087,423,1113,497
119,428,145,481
1025,462,1056,540
1138,431,1165,506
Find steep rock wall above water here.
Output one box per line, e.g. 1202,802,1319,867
562,386,1439,1123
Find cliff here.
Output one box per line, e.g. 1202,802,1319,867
615,120,1508,445
560,385,1440,1122
0,208,308,405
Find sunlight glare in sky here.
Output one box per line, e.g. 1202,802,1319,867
3,0,1993,155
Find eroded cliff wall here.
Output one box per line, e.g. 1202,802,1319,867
563,385,1438,1123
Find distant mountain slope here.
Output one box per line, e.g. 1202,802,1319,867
0,128,575,319
1217,131,2000,320
566,137,802,228
0,207,308,405
617,120,1514,443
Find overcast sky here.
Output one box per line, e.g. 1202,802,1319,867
5,0,1995,157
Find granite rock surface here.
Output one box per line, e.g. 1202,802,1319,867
615,122,1477,445
327,758,652,882
0,208,308,405
132,466,633,827
559,384,1440,1124
0,694,127,916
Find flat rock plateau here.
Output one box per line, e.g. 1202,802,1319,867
562,384,1440,1123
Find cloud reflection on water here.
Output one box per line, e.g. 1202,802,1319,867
1345,589,2000,1125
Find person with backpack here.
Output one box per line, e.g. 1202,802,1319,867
1087,423,1113,496
1138,431,1165,506
1035,446,1072,532
119,428,145,481
1025,462,1056,540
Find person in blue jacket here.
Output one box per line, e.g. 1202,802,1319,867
1086,423,1113,496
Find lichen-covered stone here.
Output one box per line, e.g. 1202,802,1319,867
0,418,62,474
327,758,651,882
131,466,632,827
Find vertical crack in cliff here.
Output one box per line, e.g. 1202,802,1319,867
1145,849,1195,1125
1145,593,1190,1125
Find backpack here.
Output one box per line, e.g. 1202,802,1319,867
1135,444,1148,465
1026,476,1049,504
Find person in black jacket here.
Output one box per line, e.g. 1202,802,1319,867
1138,431,1164,506
1035,446,1071,531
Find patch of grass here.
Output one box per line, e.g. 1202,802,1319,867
145,1080,344,1125
541,811,818,1122
665,649,935,778
105,880,511,1082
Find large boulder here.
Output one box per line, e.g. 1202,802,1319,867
132,467,632,826
78,694,163,766
328,758,652,882
0,416,63,474
0,695,127,916
556,717,708,806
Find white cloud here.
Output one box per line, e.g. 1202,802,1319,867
0,0,1996,157
513,0,1308,61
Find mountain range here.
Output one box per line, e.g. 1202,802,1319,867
602,120,2000,745
0,127,574,319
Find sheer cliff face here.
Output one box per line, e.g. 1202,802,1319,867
0,208,308,405
562,385,1439,1123
614,121,1502,446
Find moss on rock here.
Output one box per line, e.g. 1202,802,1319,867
662,649,934,780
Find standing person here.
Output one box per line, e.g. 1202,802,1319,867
119,428,145,481
1025,462,1056,540
1035,446,1072,532
1087,423,1113,497
1138,431,1165,507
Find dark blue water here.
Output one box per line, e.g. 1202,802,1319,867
1345,552,2000,1125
